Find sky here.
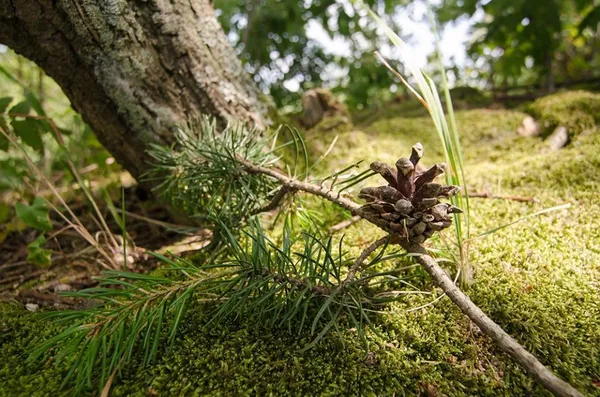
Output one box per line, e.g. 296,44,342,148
292,0,481,91
307,1,474,68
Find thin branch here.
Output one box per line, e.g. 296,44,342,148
341,236,389,288
242,157,584,397
240,158,394,233
329,215,361,233
469,191,539,203
251,186,292,215
113,208,196,231
400,242,583,397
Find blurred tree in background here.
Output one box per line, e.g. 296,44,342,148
3,1,600,113
436,0,600,92
214,0,600,107
214,0,409,109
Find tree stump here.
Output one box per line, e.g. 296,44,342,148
301,88,351,129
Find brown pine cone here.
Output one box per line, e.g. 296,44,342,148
359,143,462,243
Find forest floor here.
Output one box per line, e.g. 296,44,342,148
1,90,599,396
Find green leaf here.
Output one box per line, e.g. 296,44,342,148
11,118,44,151
0,65,18,83
15,197,52,232
0,97,12,114
0,117,8,151
24,89,46,116
0,159,27,191
27,235,52,268
0,203,10,224
8,100,31,116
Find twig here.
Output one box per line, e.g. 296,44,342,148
469,191,539,203
251,186,292,215
240,159,392,233
400,242,583,397
0,246,97,270
341,236,389,288
242,158,584,397
113,208,196,231
329,215,361,233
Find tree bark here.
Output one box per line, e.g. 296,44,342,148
0,0,269,180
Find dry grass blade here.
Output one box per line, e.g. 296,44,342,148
0,124,122,270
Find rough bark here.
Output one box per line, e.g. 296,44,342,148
0,0,268,180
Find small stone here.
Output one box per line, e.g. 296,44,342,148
25,303,39,312
517,116,541,137
546,126,569,150
53,283,72,293
301,88,350,129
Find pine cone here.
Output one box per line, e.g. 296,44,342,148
359,143,462,243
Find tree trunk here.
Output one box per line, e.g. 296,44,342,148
0,0,269,181
545,52,556,94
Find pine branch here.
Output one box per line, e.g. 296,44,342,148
37,221,395,392
31,264,217,394
42,120,581,397
146,117,280,227
340,236,389,288
237,146,583,397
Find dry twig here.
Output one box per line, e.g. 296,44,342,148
241,158,583,397
329,215,361,233
469,191,539,203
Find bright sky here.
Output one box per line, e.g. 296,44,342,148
307,1,473,66
295,0,481,91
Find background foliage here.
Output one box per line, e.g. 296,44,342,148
213,0,600,108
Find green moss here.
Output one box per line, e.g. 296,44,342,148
0,304,70,396
527,90,600,137
2,93,600,396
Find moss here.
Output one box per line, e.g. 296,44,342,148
0,304,70,396
2,93,600,396
527,90,600,137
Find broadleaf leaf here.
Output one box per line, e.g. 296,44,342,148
8,100,31,116
11,118,44,151
27,235,52,268
0,97,12,114
15,197,52,232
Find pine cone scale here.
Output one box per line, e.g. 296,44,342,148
360,143,461,244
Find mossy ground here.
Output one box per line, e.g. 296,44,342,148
1,91,599,396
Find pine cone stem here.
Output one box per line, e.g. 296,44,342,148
237,149,583,397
